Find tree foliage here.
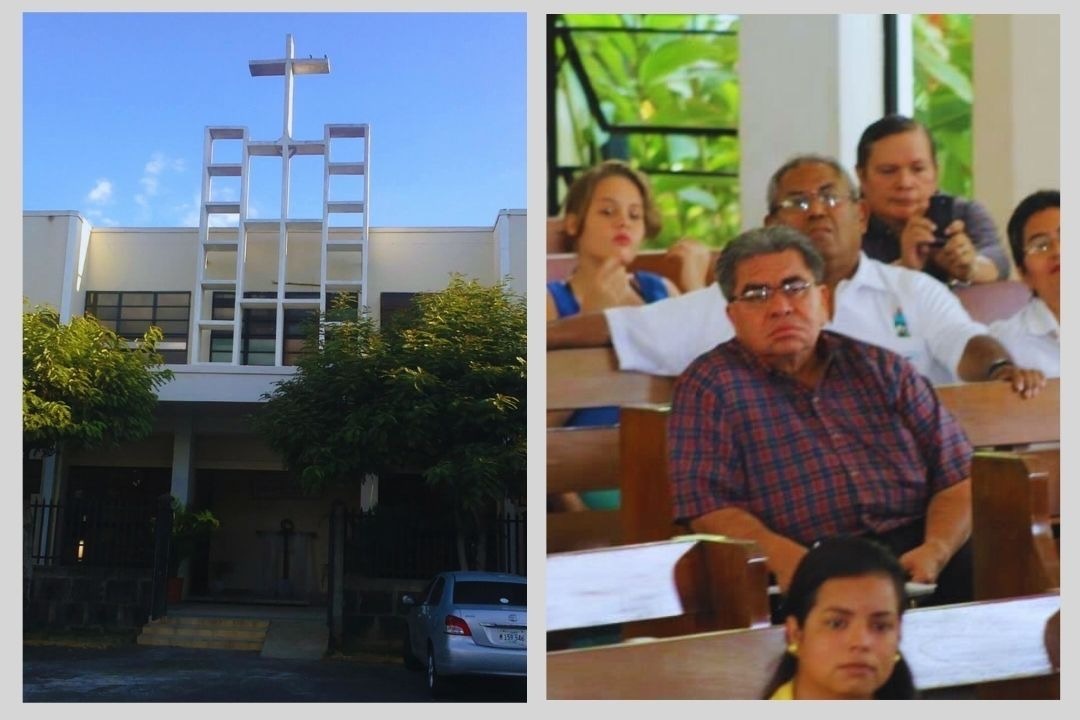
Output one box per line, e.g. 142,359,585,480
23,304,174,458
553,14,741,249
913,14,973,197
254,276,526,566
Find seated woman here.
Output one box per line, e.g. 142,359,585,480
856,115,1009,286
763,537,917,700
547,159,678,322
988,190,1059,377
547,160,694,511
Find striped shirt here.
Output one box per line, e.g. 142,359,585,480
668,331,971,545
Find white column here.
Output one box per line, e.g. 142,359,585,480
972,15,1060,241
170,412,196,506
739,15,885,224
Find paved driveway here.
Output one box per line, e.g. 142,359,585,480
23,645,526,702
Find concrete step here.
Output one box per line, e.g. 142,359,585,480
137,615,270,652
151,616,270,629
139,625,268,641
137,634,265,651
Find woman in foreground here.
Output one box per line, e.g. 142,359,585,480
763,536,917,700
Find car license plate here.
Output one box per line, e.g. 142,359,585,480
497,630,526,647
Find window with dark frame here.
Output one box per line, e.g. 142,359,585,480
209,291,358,366
84,291,191,364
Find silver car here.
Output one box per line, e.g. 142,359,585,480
402,571,527,696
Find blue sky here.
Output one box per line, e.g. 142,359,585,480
22,12,526,228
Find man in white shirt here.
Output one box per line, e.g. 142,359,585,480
988,189,1060,377
548,154,1044,396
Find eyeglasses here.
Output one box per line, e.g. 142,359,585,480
730,278,817,304
773,189,851,214
1024,235,1059,256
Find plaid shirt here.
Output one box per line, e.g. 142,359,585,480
668,331,971,546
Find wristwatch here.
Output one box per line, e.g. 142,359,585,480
986,358,1015,379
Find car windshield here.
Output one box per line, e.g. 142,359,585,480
453,580,526,607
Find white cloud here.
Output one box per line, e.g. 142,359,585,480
84,209,118,226
130,152,190,224
86,179,113,204
140,175,159,196
210,185,237,202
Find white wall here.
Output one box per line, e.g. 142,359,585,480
495,208,528,296
739,15,884,226
81,229,198,312
737,14,1058,239
973,15,1060,239
367,226,497,320
23,212,85,314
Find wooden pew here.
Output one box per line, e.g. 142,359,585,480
547,535,771,648
971,452,1060,601
936,379,1060,601
548,592,1060,699
953,280,1032,324
546,348,672,552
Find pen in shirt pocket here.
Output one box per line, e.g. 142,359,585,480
893,308,910,337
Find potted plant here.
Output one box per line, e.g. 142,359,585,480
167,497,219,603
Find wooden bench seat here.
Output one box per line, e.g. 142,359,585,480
548,592,1060,699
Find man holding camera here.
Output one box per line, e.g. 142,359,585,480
855,114,1009,285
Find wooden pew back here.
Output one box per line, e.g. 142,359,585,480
547,536,771,647
547,348,673,552
953,280,1032,324
971,451,1060,601
548,593,1060,699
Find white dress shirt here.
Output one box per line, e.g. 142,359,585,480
988,297,1060,378
606,253,987,384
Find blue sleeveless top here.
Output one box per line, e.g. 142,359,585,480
547,270,671,509
547,270,668,319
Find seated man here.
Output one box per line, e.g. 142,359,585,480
989,190,1059,377
548,154,1044,397
668,225,973,605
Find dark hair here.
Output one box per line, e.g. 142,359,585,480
766,154,860,214
760,537,917,700
715,226,825,301
561,160,662,249
1006,189,1060,272
856,114,937,171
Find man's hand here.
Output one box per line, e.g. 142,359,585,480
928,219,978,282
990,363,1047,399
898,540,950,584
896,211,938,271
665,238,712,292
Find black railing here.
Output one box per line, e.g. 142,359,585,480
343,507,526,580
24,497,157,569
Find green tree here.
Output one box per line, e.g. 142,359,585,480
255,276,526,570
914,14,973,197
23,304,174,458
553,14,742,248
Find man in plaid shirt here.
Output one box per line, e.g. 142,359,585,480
668,225,973,604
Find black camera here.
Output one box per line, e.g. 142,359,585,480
924,194,955,246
